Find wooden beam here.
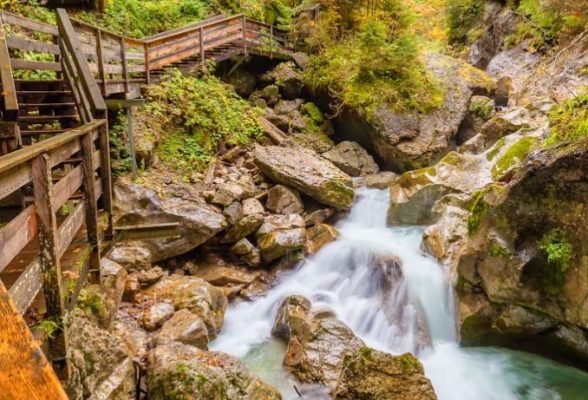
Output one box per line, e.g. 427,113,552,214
31,153,69,379
5,36,60,55
0,205,37,273
56,8,106,116
80,133,101,281
0,280,68,400
0,11,59,36
0,17,18,112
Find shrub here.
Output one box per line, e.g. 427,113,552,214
545,94,588,145
539,229,573,294
446,0,484,45
142,70,262,174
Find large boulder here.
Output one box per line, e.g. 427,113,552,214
254,145,354,209
283,314,365,391
140,275,228,340
272,295,312,341
113,182,227,262
336,53,492,172
257,227,307,262
154,309,209,349
333,348,437,400
323,141,379,177
266,185,304,215
265,61,304,99
147,343,281,399
66,311,136,400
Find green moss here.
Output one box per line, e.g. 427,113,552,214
447,0,485,46
469,97,495,120
34,318,60,339
491,136,537,179
301,102,325,123
486,137,507,161
489,242,510,258
539,229,574,294
358,346,374,361
439,151,466,167
467,188,489,236
396,353,421,373
545,94,588,145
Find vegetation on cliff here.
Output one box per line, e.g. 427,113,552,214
546,93,588,145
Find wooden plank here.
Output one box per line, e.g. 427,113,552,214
80,133,101,280
5,36,60,55
57,201,85,256
98,123,113,239
0,120,103,175
0,280,68,400
0,205,37,272
0,163,31,200
96,29,107,96
0,19,18,112
144,14,242,45
60,41,93,123
52,149,101,209
31,153,69,379
10,58,62,71
120,36,129,94
141,14,226,42
0,11,59,36
56,9,106,115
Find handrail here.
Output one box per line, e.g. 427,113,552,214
0,16,18,113
70,17,144,47
142,14,244,45
0,120,104,175
141,14,227,42
56,9,106,117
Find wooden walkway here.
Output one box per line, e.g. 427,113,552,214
0,7,295,399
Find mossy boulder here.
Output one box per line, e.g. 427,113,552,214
336,53,493,172
323,141,379,177
333,349,437,400
257,227,307,262
254,145,354,209
147,343,281,400
265,61,304,99
306,223,339,255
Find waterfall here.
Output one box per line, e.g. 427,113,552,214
211,188,588,399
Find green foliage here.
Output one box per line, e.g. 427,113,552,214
491,136,537,178
109,115,133,177
489,242,510,258
539,229,573,294
145,70,263,174
305,16,444,116
34,318,59,339
545,94,588,145
77,288,107,317
446,0,484,45
76,0,211,37
506,0,588,50
467,188,489,235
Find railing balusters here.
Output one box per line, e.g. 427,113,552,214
31,152,70,380
200,26,205,63
242,15,248,56
144,42,151,85
95,29,107,96
120,37,129,95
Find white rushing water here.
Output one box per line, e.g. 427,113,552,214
211,188,588,399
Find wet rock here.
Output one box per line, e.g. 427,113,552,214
99,258,127,328
323,141,379,177
107,245,152,271
223,201,244,225
147,343,281,399
272,295,312,341
221,214,264,244
274,98,305,115
266,61,303,99
261,84,281,106
284,316,365,391
286,131,335,154
254,145,354,209
242,197,265,215
306,224,339,255
155,309,209,349
257,227,307,262
211,182,246,206
113,183,227,262
141,275,228,340
231,238,262,267
225,68,257,97
266,185,304,215
123,273,140,302
113,309,149,364
142,302,175,331
304,208,336,227
257,214,306,236
66,311,136,400
137,266,164,286
195,266,259,287
333,348,437,400
361,171,397,189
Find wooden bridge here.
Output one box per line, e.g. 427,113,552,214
0,7,293,399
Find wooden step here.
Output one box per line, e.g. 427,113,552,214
19,103,76,108
20,129,69,137
19,115,79,123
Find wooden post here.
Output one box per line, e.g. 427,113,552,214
120,37,129,95
127,106,138,180
199,26,205,63
242,15,248,56
98,121,113,239
95,29,107,96
80,133,101,282
31,153,69,380
144,42,150,85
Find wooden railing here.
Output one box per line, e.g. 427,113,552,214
0,119,111,377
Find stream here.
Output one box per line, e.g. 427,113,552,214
211,188,588,399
